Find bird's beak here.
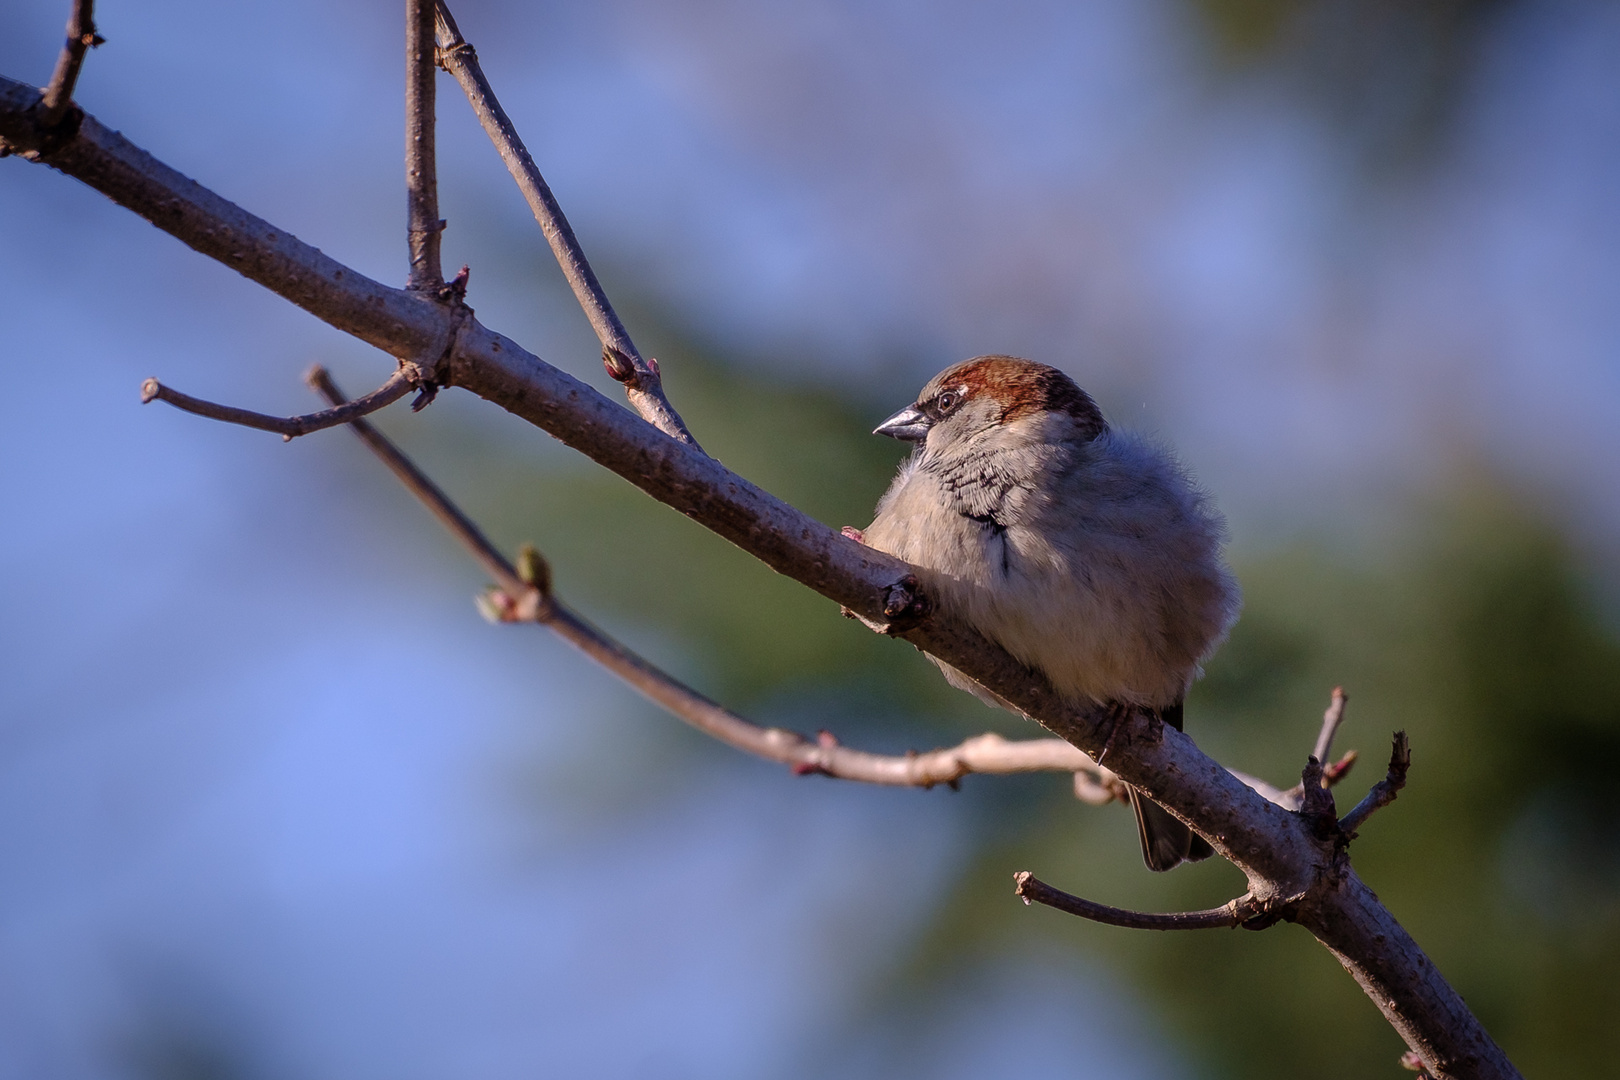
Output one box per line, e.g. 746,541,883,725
873,405,931,442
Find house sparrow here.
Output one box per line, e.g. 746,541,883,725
856,356,1240,871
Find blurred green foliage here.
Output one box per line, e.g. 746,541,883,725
402,330,1620,1077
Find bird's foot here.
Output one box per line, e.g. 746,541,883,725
1096,702,1132,766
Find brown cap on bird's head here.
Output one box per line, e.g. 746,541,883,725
875,355,1108,443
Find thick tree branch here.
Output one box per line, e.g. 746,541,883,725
432,1,699,449
0,75,1518,1080
308,365,1123,793
140,370,415,439
39,0,101,128
405,0,443,290
1014,871,1267,931
1340,731,1411,836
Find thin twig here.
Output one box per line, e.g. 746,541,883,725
39,0,100,128
433,0,700,449
1013,872,1262,930
406,0,442,290
141,371,414,440
1340,731,1411,836
1272,688,1357,809
309,366,1115,790
1312,686,1349,766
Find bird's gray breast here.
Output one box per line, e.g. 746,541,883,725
923,442,1063,575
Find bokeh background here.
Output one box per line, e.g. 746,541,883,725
4,0,1620,1076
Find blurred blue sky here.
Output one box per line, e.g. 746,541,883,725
3,0,1619,1077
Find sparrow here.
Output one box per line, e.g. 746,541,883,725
855,356,1240,870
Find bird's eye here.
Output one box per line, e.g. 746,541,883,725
936,391,959,412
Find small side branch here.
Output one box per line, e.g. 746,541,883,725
1013,872,1264,931
1340,731,1411,836
433,1,699,450
406,0,443,290
1264,688,1358,810
309,366,1117,793
1312,686,1349,765
141,371,414,440
39,0,101,128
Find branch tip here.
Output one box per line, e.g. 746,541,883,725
1339,731,1412,837
1014,872,1263,931
1311,686,1350,767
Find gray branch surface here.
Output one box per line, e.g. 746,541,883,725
309,365,1123,794
38,0,99,127
1014,872,1265,931
405,0,443,291
0,71,1518,1080
432,1,699,448
141,370,415,439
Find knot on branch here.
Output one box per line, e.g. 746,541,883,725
404,292,475,407
1298,755,1341,841
434,41,476,71
15,100,83,156
475,542,553,624
439,263,470,304
880,574,930,632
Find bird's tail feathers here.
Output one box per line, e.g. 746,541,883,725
1129,787,1214,872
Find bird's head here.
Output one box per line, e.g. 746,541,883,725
874,355,1107,453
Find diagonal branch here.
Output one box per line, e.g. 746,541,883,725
432,1,699,450
39,0,101,128
1013,872,1267,930
307,365,1123,793
405,0,443,290
1340,731,1411,836
0,75,1520,1079
140,371,415,440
